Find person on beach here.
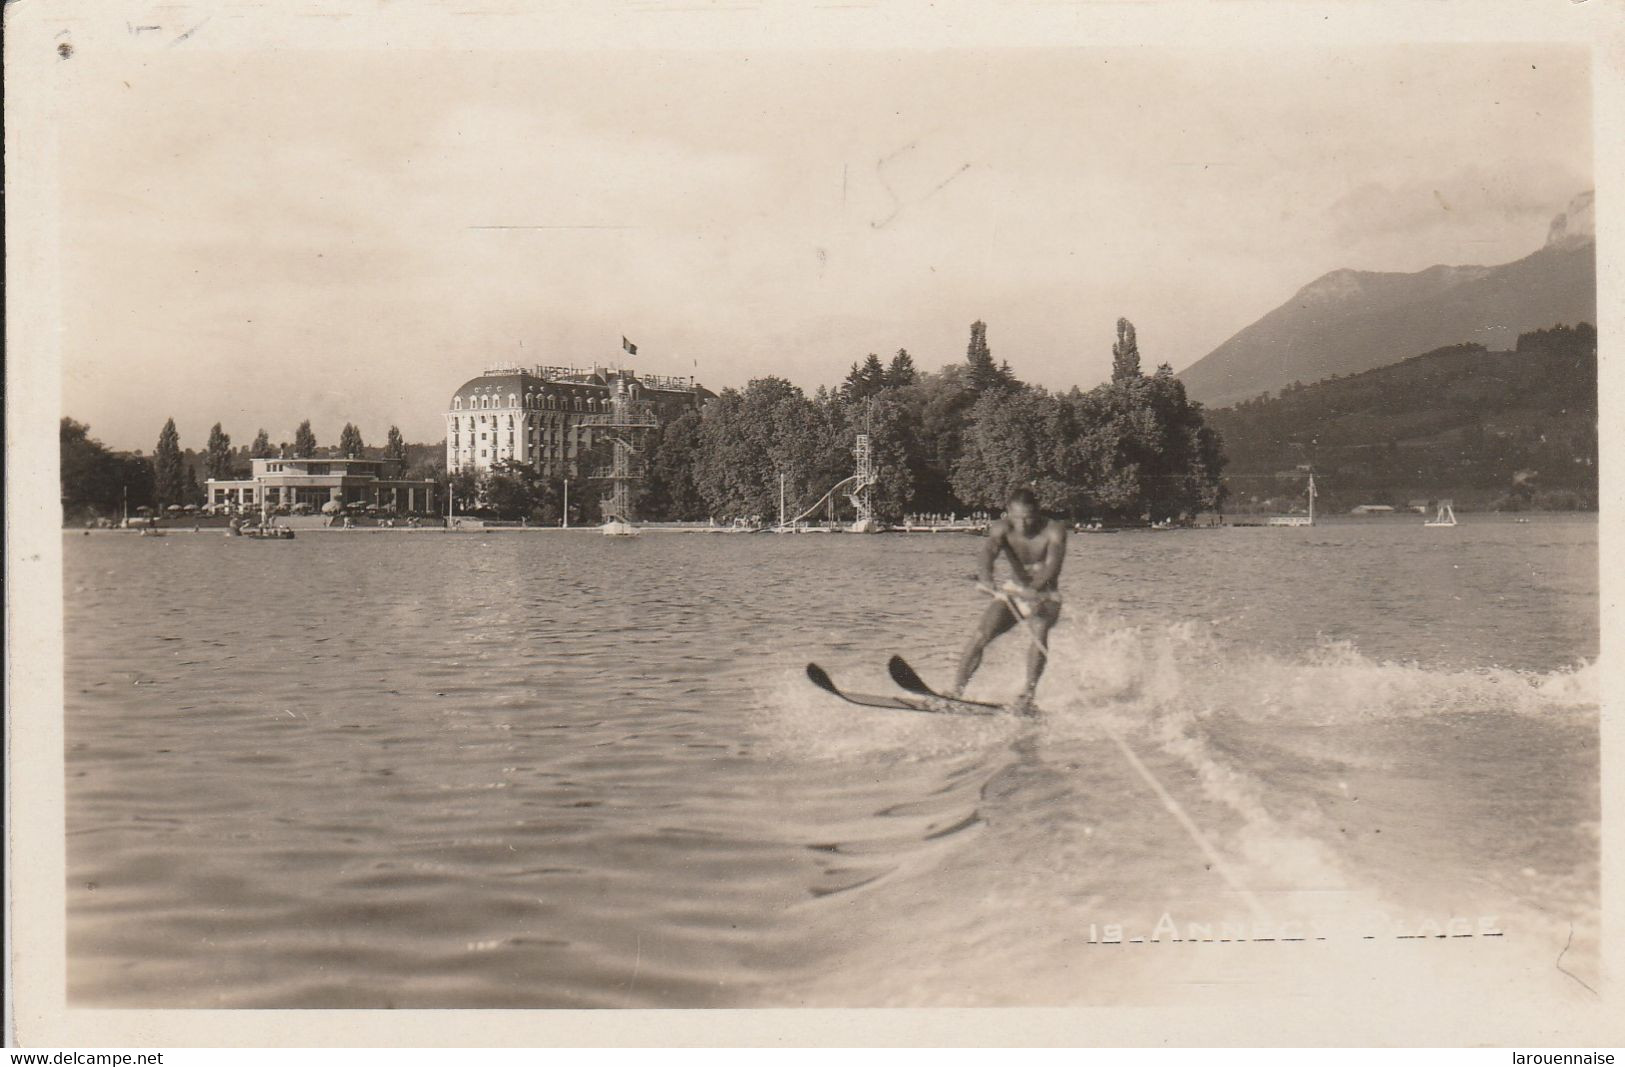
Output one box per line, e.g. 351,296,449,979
950,487,1068,712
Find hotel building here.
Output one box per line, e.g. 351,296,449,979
445,365,709,477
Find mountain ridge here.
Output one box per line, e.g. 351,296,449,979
1179,191,1596,408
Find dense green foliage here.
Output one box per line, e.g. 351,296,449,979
951,365,1224,520
1205,323,1597,511
618,320,1222,524
60,419,156,522
462,459,601,525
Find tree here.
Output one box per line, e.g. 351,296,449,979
1194,425,1228,513
448,468,480,513
691,378,831,522
964,320,1019,393
205,423,234,481
62,421,159,521
952,389,1083,513
404,447,446,483
640,411,707,521
848,393,914,522
887,348,917,388
1111,317,1142,382
385,425,407,463
890,364,976,514
944,318,1226,523
842,353,889,402
62,419,104,518
293,421,318,457
182,464,203,507
965,320,997,392
339,423,364,458
482,459,554,521
154,418,185,509
61,418,129,521
250,429,274,459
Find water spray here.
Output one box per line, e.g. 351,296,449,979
987,583,1271,922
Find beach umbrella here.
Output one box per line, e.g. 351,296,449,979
166,504,183,512
321,500,342,514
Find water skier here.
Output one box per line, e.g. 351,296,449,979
949,488,1068,712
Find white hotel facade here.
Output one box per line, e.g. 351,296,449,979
445,364,708,477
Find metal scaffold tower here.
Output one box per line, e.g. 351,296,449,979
849,433,876,532
582,379,658,529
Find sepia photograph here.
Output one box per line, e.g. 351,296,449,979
6,0,1622,1049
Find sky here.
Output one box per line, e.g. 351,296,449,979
57,44,1591,451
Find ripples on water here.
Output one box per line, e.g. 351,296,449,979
64,517,1599,1007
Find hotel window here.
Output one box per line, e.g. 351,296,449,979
454,398,462,410
509,394,517,407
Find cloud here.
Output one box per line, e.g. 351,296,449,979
1325,161,1588,262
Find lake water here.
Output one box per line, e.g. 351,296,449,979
63,516,1600,1009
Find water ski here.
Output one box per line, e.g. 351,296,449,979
804,663,1002,717
888,655,1040,716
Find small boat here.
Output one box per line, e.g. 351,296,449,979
601,519,639,538
1424,502,1458,527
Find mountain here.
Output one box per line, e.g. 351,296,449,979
1204,323,1597,512
1179,191,1595,409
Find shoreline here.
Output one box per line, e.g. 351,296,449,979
67,510,1596,537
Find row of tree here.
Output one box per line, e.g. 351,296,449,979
597,318,1225,524
61,416,420,520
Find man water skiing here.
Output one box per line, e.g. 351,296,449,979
949,487,1068,712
